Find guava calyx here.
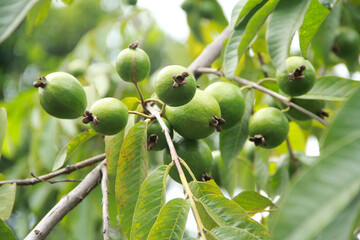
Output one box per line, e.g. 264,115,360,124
33,76,47,88
209,116,226,132
147,134,159,151
249,134,267,147
129,41,139,49
288,65,306,81
82,110,99,126
201,173,212,182
318,109,329,119
172,71,189,88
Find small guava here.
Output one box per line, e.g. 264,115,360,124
67,59,88,77
82,98,129,135
205,82,245,129
155,65,197,107
286,98,327,121
116,41,150,83
276,56,316,97
165,90,224,140
249,107,289,149
147,118,174,151
33,72,87,119
181,0,194,12
199,1,217,19
163,136,213,183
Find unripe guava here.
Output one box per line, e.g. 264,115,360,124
249,107,289,149
147,118,174,151
85,98,128,135
205,82,245,129
116,42,150,83
276,56,316,97
163,136,213,183
155,65,197,107
165,90,223,140
34,72,87,119
286,98,326,121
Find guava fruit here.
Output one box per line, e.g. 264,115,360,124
165,90,224,140
155,65,197,107
205,82,245,129
249,107,289,149
34,72,87,119
116,41,150,83
286,98,327,121
83,98,128,135
147,118,173,151
163,136,213,183
276,56,316,97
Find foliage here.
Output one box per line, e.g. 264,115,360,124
0,0,360,239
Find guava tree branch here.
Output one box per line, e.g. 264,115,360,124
146,104,208,240
24,160,106,240
195,67,328,127
100,164,110,240
0,153,106,186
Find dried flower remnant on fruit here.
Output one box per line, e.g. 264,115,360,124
201,173,212,182
249,134,267,147
147,134,159,151
288,65,306,81
82,110,98,126
318,109,330,119
128,41,139,49
210,116,226,132
172,71,189,88
33,76,47,88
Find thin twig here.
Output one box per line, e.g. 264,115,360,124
128,110,152,119
24,160,105,240
195,67,328,127
257,52,269,78
0,154,106,186
286,138,298,171
30,172,82,184
147,104,208,240
100,164,109,240
133,82,147,112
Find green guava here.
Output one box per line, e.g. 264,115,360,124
147,118,174,151
116,42,150,83
163,136,213,183
34,72,87,119
276,56,316,97
249,107,289,149
155,65,197,107
165,90,222,140
286,98,326,121
205,82,245,129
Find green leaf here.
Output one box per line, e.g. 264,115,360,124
147,198,191,240
115,121,147,238
199,194,270,238
0,0,38,44
232,191,275,214
266,160,289,198
0,184,16,220
0,108,6,161
207,226,260,240
237,0,280,61
130,165,168,240
314,193,360,240
105,130,125,194
122,97,140,111
26,0,51,34
220,89,255,167
212,153,236,197
61,0,74,4
237,157,256,191
267,0,311,71
270,87,360,240
297,76,360,101
0,219,16,240
52,129,98,171
299,0,330,57
229,0,263,29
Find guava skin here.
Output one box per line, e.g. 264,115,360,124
165,90,221,140
249,107,289,149
286,98,325,121
116,47,150,83
147,118,174,151
155,65,197,107
89,98,129,135
38,72,87,119
205,82,245,129
163,136,213,183
276,56,316,97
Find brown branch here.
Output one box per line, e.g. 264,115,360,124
100,164,109,240
195,67,328,127
0,154,106,186
24,160,105,240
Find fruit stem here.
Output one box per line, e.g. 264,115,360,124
195,67,328,127
286,138,298,171
178,157,198,182
147,104,208,240
133,82,148,113
144,98,166,114
257,78,277,85
128,111,152,119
